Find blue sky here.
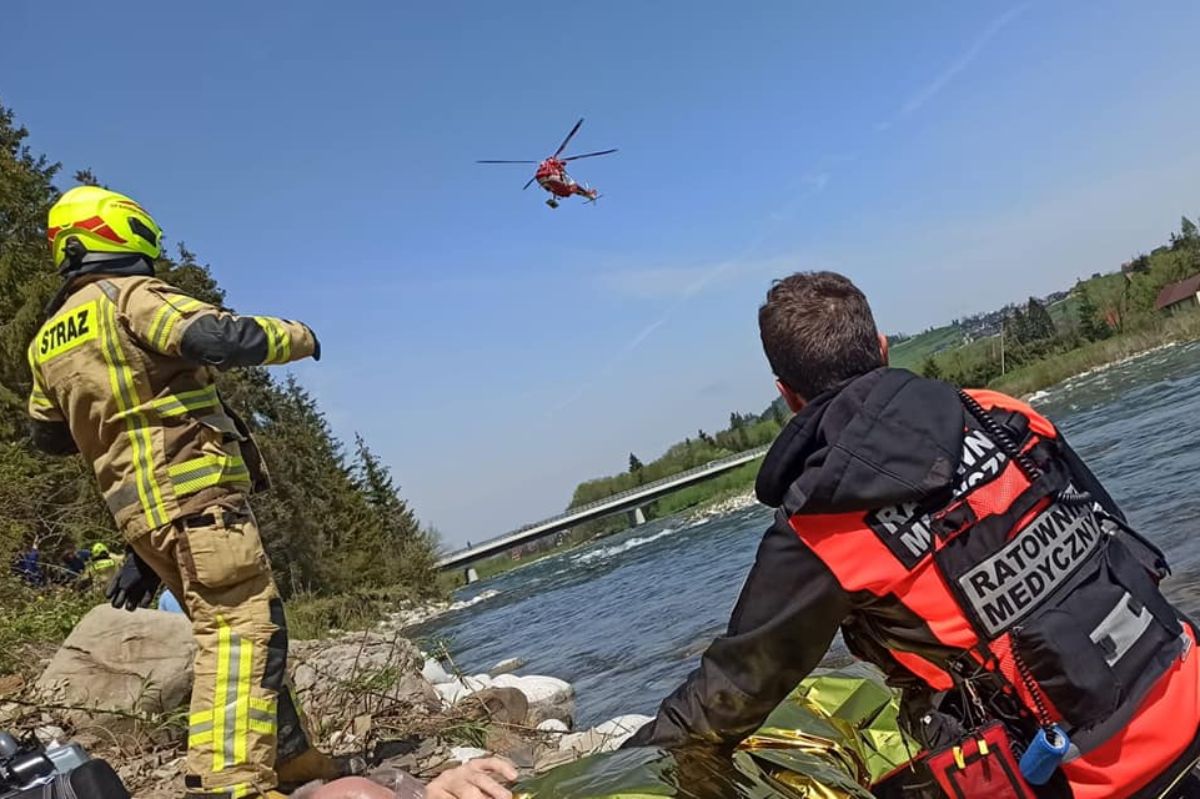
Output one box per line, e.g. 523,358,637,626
5,1,1200,546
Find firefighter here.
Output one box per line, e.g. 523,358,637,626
626,271,1200,798
27,186,336,799
84,542,121,586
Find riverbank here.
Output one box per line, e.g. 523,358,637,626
990,310,1200,398
0,600,645,798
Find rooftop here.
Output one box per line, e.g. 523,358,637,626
1154,273,1200,311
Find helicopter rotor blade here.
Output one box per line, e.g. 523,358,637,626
553,118,585,158
561,149,618,162
523,176,537,190
477,160,538,164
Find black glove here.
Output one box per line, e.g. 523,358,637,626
306,324,321,361
106,546,161,611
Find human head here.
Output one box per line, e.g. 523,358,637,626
758,271,887,411
47,186,162,274
90,542,111,560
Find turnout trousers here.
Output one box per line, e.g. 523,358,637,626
128,495,314,798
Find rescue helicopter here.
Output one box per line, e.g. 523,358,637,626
477,118,617,208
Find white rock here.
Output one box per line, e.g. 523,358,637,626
450,747,490,763
433,675,493,708
491,674,574,725
556,714,653,756
421,658,454,685
536,719,569,733
489,657,524,676
34,725,66,747
463,674,493,692
593,714,653,747
434,682,472,707
491,674,572,704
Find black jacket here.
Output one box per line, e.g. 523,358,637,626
625,368,1124,751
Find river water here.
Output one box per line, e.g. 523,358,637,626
413,342,1200,728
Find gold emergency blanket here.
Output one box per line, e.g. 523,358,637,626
515,664,917,799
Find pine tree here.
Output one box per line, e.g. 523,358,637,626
0,101,439,602
1182,216,1198,241
921,356,943,380
1003,308,1028,345
1025,297,1057,341
628,453,644,473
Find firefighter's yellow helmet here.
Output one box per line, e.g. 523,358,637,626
46,186,162,269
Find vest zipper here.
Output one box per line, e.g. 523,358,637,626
1010,626,1054,730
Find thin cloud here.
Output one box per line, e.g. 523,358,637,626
877,3,1030,130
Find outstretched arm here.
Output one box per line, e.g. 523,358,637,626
121,278,320,369
624,514,852,751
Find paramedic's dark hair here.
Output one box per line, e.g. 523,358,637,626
758,271,883,400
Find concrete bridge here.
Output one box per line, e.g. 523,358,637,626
437,445,770,570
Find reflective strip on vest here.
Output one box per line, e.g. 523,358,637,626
98,298,169,529
150,385,221,418
168,453,249,496
149,297,205,351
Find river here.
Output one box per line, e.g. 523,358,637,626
412,341,1200,728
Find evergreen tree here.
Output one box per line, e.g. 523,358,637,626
1025,297,1057,341
0,101,439,602
1003,308,1028,345
628,453,644,473
1183,216,1198,240
921,356,943,380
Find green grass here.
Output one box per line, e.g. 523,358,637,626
889,325,966,370
990,307,1200,397
286,591,390,640
0,578,100,675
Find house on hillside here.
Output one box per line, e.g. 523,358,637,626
1155,274,1200,314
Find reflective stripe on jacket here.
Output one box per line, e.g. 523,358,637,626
26,275,317,537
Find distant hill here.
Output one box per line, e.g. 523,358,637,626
888,288,1072,371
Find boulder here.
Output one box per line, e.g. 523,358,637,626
591,714,652,748
468,687,529,726
421,658,454,685
488,657,525,677
432,674,492,709
555,715,653,758
490,674,574,726
36,605,195,727
289,632,439,747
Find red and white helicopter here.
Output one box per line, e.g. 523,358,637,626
477,119,617,208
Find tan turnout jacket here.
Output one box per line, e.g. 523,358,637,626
27,275,316,538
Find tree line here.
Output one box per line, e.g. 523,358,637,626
919,217,1200,388
567,400,789,537
0,103,440,607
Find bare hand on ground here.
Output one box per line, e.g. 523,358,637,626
426,757,518,799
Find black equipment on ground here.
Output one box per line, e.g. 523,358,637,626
0,731,129,799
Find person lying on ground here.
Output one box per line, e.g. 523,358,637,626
294,757,517,799
624,271,1200,799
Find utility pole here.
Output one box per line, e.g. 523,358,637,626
1000,325,1006,375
